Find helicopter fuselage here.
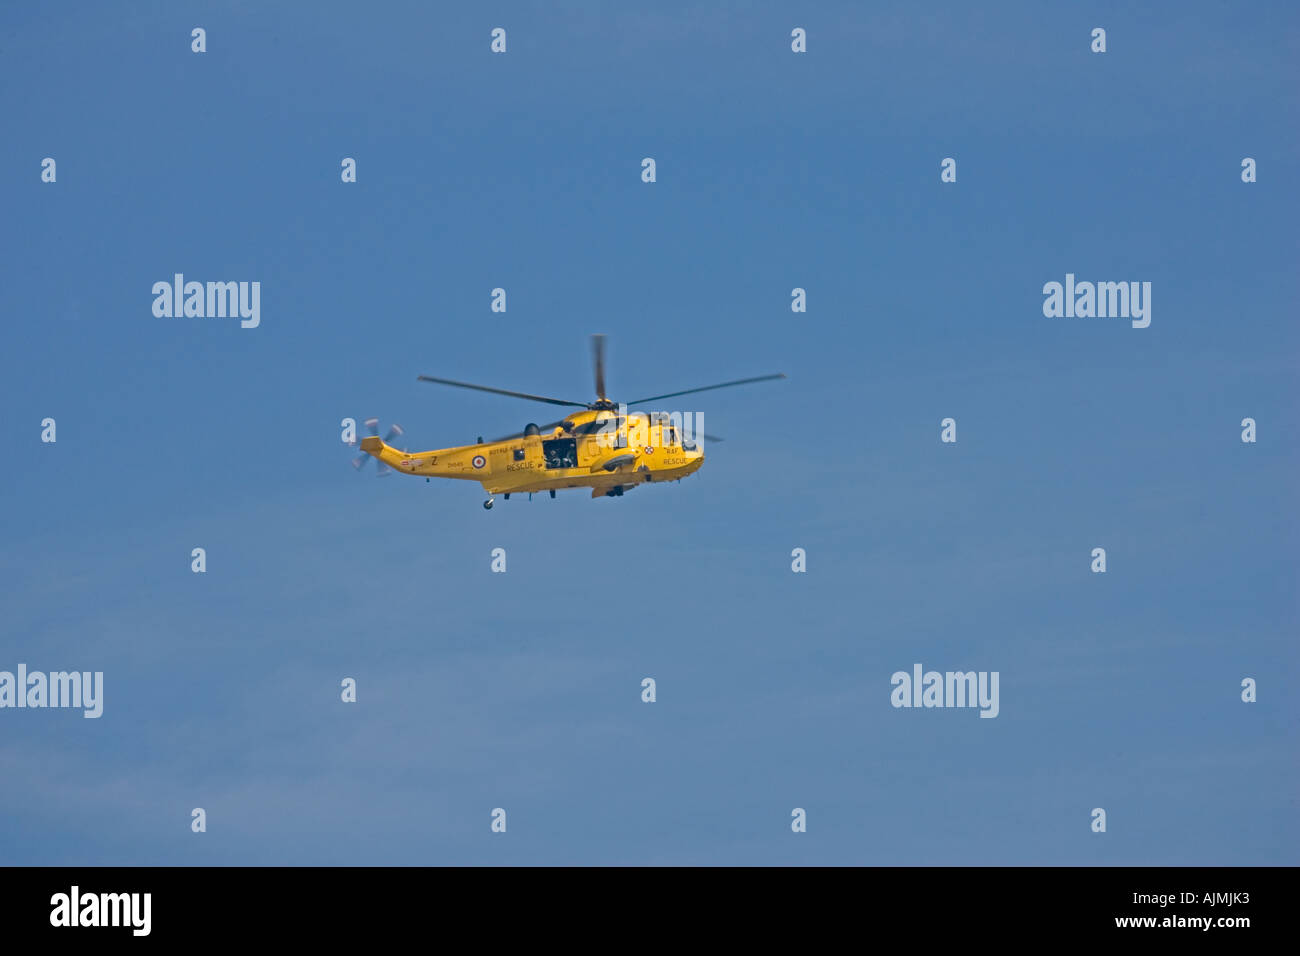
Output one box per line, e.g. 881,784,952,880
360,408,704,499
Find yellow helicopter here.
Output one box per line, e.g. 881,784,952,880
354,335,785,509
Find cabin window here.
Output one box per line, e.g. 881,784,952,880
543,438,577,469
512,448,525,462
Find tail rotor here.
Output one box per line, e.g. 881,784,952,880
351,417,405,475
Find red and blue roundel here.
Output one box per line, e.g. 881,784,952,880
472,455,486,469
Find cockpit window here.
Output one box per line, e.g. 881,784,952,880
572,417,624,438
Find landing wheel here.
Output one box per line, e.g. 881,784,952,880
483,498,494,510
549,490,556,499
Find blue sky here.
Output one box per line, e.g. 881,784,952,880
1,1,1296,864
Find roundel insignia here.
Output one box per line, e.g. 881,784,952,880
472,455,486,469
643,446,654,455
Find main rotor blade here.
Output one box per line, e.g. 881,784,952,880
626,373,786,406
417,375,588,409
592,334,607,401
